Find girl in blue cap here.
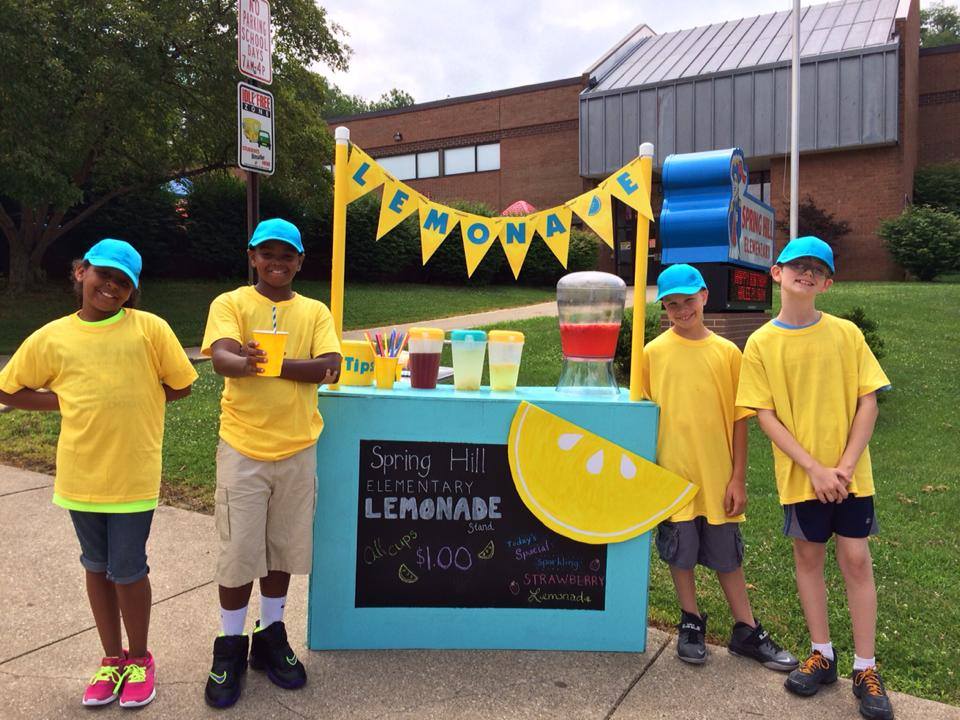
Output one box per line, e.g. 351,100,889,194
0,239,197,708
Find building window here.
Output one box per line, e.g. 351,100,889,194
416,151,440,178
748,171,771,204
443,146,476,175
379,154,417,181
477,143,500,172
378,142,501,180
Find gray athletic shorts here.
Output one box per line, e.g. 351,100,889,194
655,518,744,573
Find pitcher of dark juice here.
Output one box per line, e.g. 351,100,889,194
407,327,444,389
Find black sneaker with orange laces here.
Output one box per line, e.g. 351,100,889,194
852,666,895,720
784,650,838,696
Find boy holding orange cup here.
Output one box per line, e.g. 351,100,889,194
200,218,341,708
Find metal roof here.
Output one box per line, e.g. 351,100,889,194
587,0,902,93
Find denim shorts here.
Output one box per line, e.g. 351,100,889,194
69,509,154,584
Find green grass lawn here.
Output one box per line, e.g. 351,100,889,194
0,280,957,704
0,280,554,354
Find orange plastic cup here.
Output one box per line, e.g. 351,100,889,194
252,331,288,377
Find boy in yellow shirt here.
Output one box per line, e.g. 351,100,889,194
200,219,341,708
737,237,893,720
643,264,797,671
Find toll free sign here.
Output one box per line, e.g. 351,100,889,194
237,0,272,84
237,82,275,175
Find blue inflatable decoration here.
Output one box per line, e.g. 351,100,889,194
660,149,774,271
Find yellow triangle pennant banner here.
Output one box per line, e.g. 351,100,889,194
346,146,387,204
568,189,615,249
534,207,572,268
376,180,420,240
499,214,537,279
459,214,502,277
418,200,459,265
602,157,653,220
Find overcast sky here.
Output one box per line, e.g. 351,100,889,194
317,0,953,104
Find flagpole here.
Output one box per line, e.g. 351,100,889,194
629,142,655,403
329,126,349,391
332,127,349,341
790,0,801,240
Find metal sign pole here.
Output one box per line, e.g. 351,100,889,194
246,171,260,285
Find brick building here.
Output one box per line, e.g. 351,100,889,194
329,0,959,282
919,43,960,166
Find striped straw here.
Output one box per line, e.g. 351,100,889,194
272,306,277,333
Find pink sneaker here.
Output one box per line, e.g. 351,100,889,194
81,655,125,706
118,651,156,708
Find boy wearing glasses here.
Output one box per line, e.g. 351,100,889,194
737,236,894,720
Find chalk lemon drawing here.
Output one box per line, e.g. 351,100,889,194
507,401,698,544
478,541,495,560
398,564,419,583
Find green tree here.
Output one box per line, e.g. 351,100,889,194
0,0,348,292
921,1,960,47
320,82,415,119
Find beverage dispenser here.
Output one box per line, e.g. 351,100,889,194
556,271,626,394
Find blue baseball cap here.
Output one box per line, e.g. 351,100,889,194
83,239,142,288
249,218,304,253
656,264,707,301
776,235,835,273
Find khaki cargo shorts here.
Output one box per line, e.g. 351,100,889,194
214,440,317,588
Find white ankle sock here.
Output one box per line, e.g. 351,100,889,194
853,654,876,671
812,641,834,660
260,595,286,630
220,606,248,636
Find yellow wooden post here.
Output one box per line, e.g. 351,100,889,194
328,126,350,391
331,127,350,340
629,143,655,402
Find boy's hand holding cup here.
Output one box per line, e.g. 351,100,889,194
240,340,267,376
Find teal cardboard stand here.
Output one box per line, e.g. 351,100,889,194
309,385,659,652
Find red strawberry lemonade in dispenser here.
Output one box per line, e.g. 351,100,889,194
556,271,626,395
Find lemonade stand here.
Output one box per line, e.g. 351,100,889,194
307,128,694,651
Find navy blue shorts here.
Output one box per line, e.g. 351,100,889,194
69,510,154,584
782,495,878,543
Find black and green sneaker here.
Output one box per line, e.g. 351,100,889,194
204,634,248,708
852,666,895,720
784,650,838,696
249,620,306,689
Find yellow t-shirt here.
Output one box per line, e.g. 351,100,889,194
201,286,341,461
641,330,754,524
0,310,198,504
736,313,890,505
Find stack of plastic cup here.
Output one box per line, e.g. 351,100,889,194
487,330,524,391
450,330,487,391
407,327,444,389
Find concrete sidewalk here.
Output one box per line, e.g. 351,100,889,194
1,464,956,719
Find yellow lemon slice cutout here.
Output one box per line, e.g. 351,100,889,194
508,402,698,545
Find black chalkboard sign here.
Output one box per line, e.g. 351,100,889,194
355,440,607,610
